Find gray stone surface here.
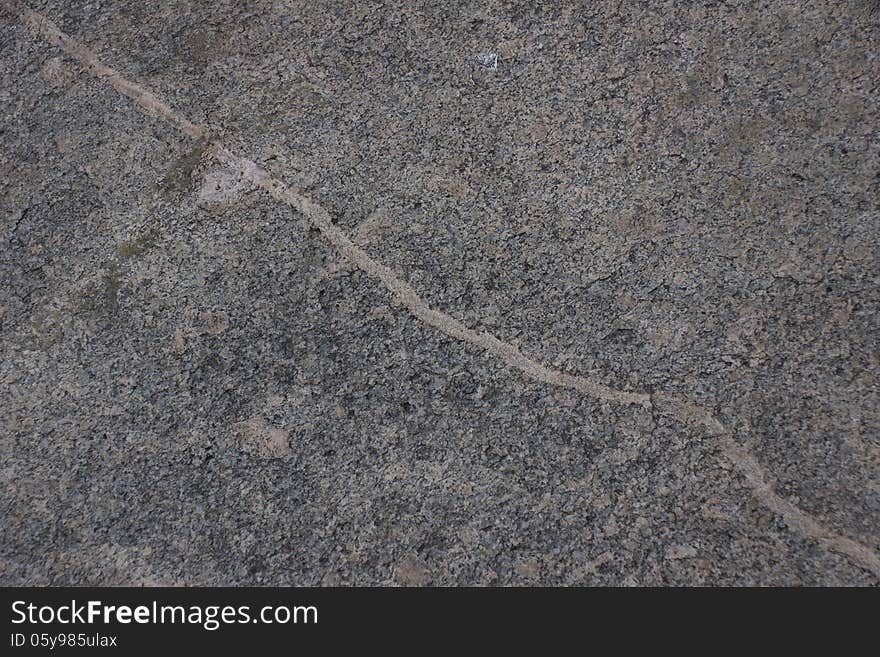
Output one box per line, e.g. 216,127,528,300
1,0,878,585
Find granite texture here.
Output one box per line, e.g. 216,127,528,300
1,0,878,585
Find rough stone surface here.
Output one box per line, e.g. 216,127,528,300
1,1,878,585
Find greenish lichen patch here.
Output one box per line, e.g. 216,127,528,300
159,142,206,196
116,228,158,259
102,265,121,311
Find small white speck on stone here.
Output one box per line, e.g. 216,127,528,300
477,52,498,70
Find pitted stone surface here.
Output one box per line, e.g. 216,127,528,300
1,1,878,585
